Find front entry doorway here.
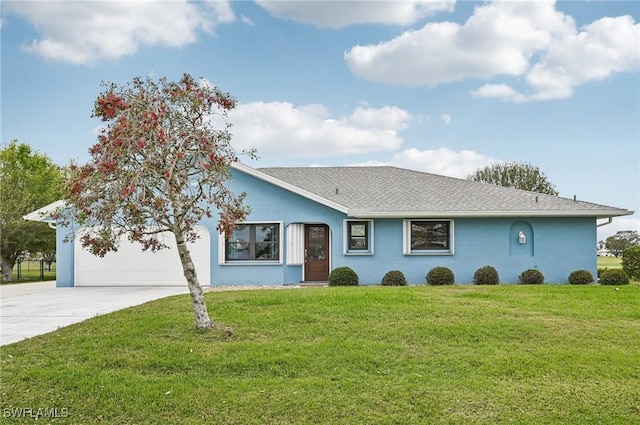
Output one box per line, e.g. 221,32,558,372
304,224,329,281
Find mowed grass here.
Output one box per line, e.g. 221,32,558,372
1,285,639,424
598,255,623,270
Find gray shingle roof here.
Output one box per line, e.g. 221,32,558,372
252,166,632,219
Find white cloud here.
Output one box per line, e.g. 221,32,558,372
256,0,455,29
345,1,640,101
240,15,255,27
471,83,527,103
349,147,497,179
390,147,497,178
4,0,235,64
524,15,640,101
228,102,412,157
208,0,235,24
475,15,640,102
346,160,391,167
348,106,412,130
345,1,573,86
440,114,452,125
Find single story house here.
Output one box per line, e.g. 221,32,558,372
25,163,633,286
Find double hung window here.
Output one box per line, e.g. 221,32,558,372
344,220,374,255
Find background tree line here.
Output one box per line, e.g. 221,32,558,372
600,230,640,257
0,141,65,282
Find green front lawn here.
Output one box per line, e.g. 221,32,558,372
1,285,639,424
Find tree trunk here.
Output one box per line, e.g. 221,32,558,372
174,232,214,329
1,257,14,282
43,252,56,271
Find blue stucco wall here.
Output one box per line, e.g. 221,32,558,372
55,167,598,286
211,168,598,285
55,224,75,287
333,217,596,285
212,167,347,286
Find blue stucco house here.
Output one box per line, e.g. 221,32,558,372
26,163,633,286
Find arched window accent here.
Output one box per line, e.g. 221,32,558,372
509,221,534,257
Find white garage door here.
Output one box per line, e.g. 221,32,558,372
74,226,211,286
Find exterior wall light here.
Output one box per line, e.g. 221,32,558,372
518,230,526,244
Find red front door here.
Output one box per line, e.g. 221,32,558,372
304,224,329,281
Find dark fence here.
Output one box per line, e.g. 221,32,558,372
13,259,57,281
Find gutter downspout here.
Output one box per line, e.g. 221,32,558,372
596,217,613,228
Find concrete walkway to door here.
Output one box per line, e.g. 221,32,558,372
0,282,189,346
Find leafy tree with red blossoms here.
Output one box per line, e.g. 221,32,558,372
58,74,255,329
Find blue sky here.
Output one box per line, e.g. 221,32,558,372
2,0,639,240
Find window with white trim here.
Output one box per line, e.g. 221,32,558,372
224,223,281,262
403,220,454,255
344,220,374,255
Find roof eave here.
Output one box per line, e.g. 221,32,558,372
348,209,635,219
232,162,349,214
22,200,67,223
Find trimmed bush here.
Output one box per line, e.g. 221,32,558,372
473,265,499,285
328,267,359,286
599,269,630,286
568,269,595,285
622,245,640,280
381,270,408,286
597,268,608,279
519,269,545,284
426,267,454,285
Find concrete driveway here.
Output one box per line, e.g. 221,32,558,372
0,282,188,346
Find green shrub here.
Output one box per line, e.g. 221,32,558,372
597,268,608,279
328,267,359,286
621,246,640,280
426,267,454,285
599,269,630,286
568,269,595,285
473,265,499,285
519,269,545,284
381,270,407,286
